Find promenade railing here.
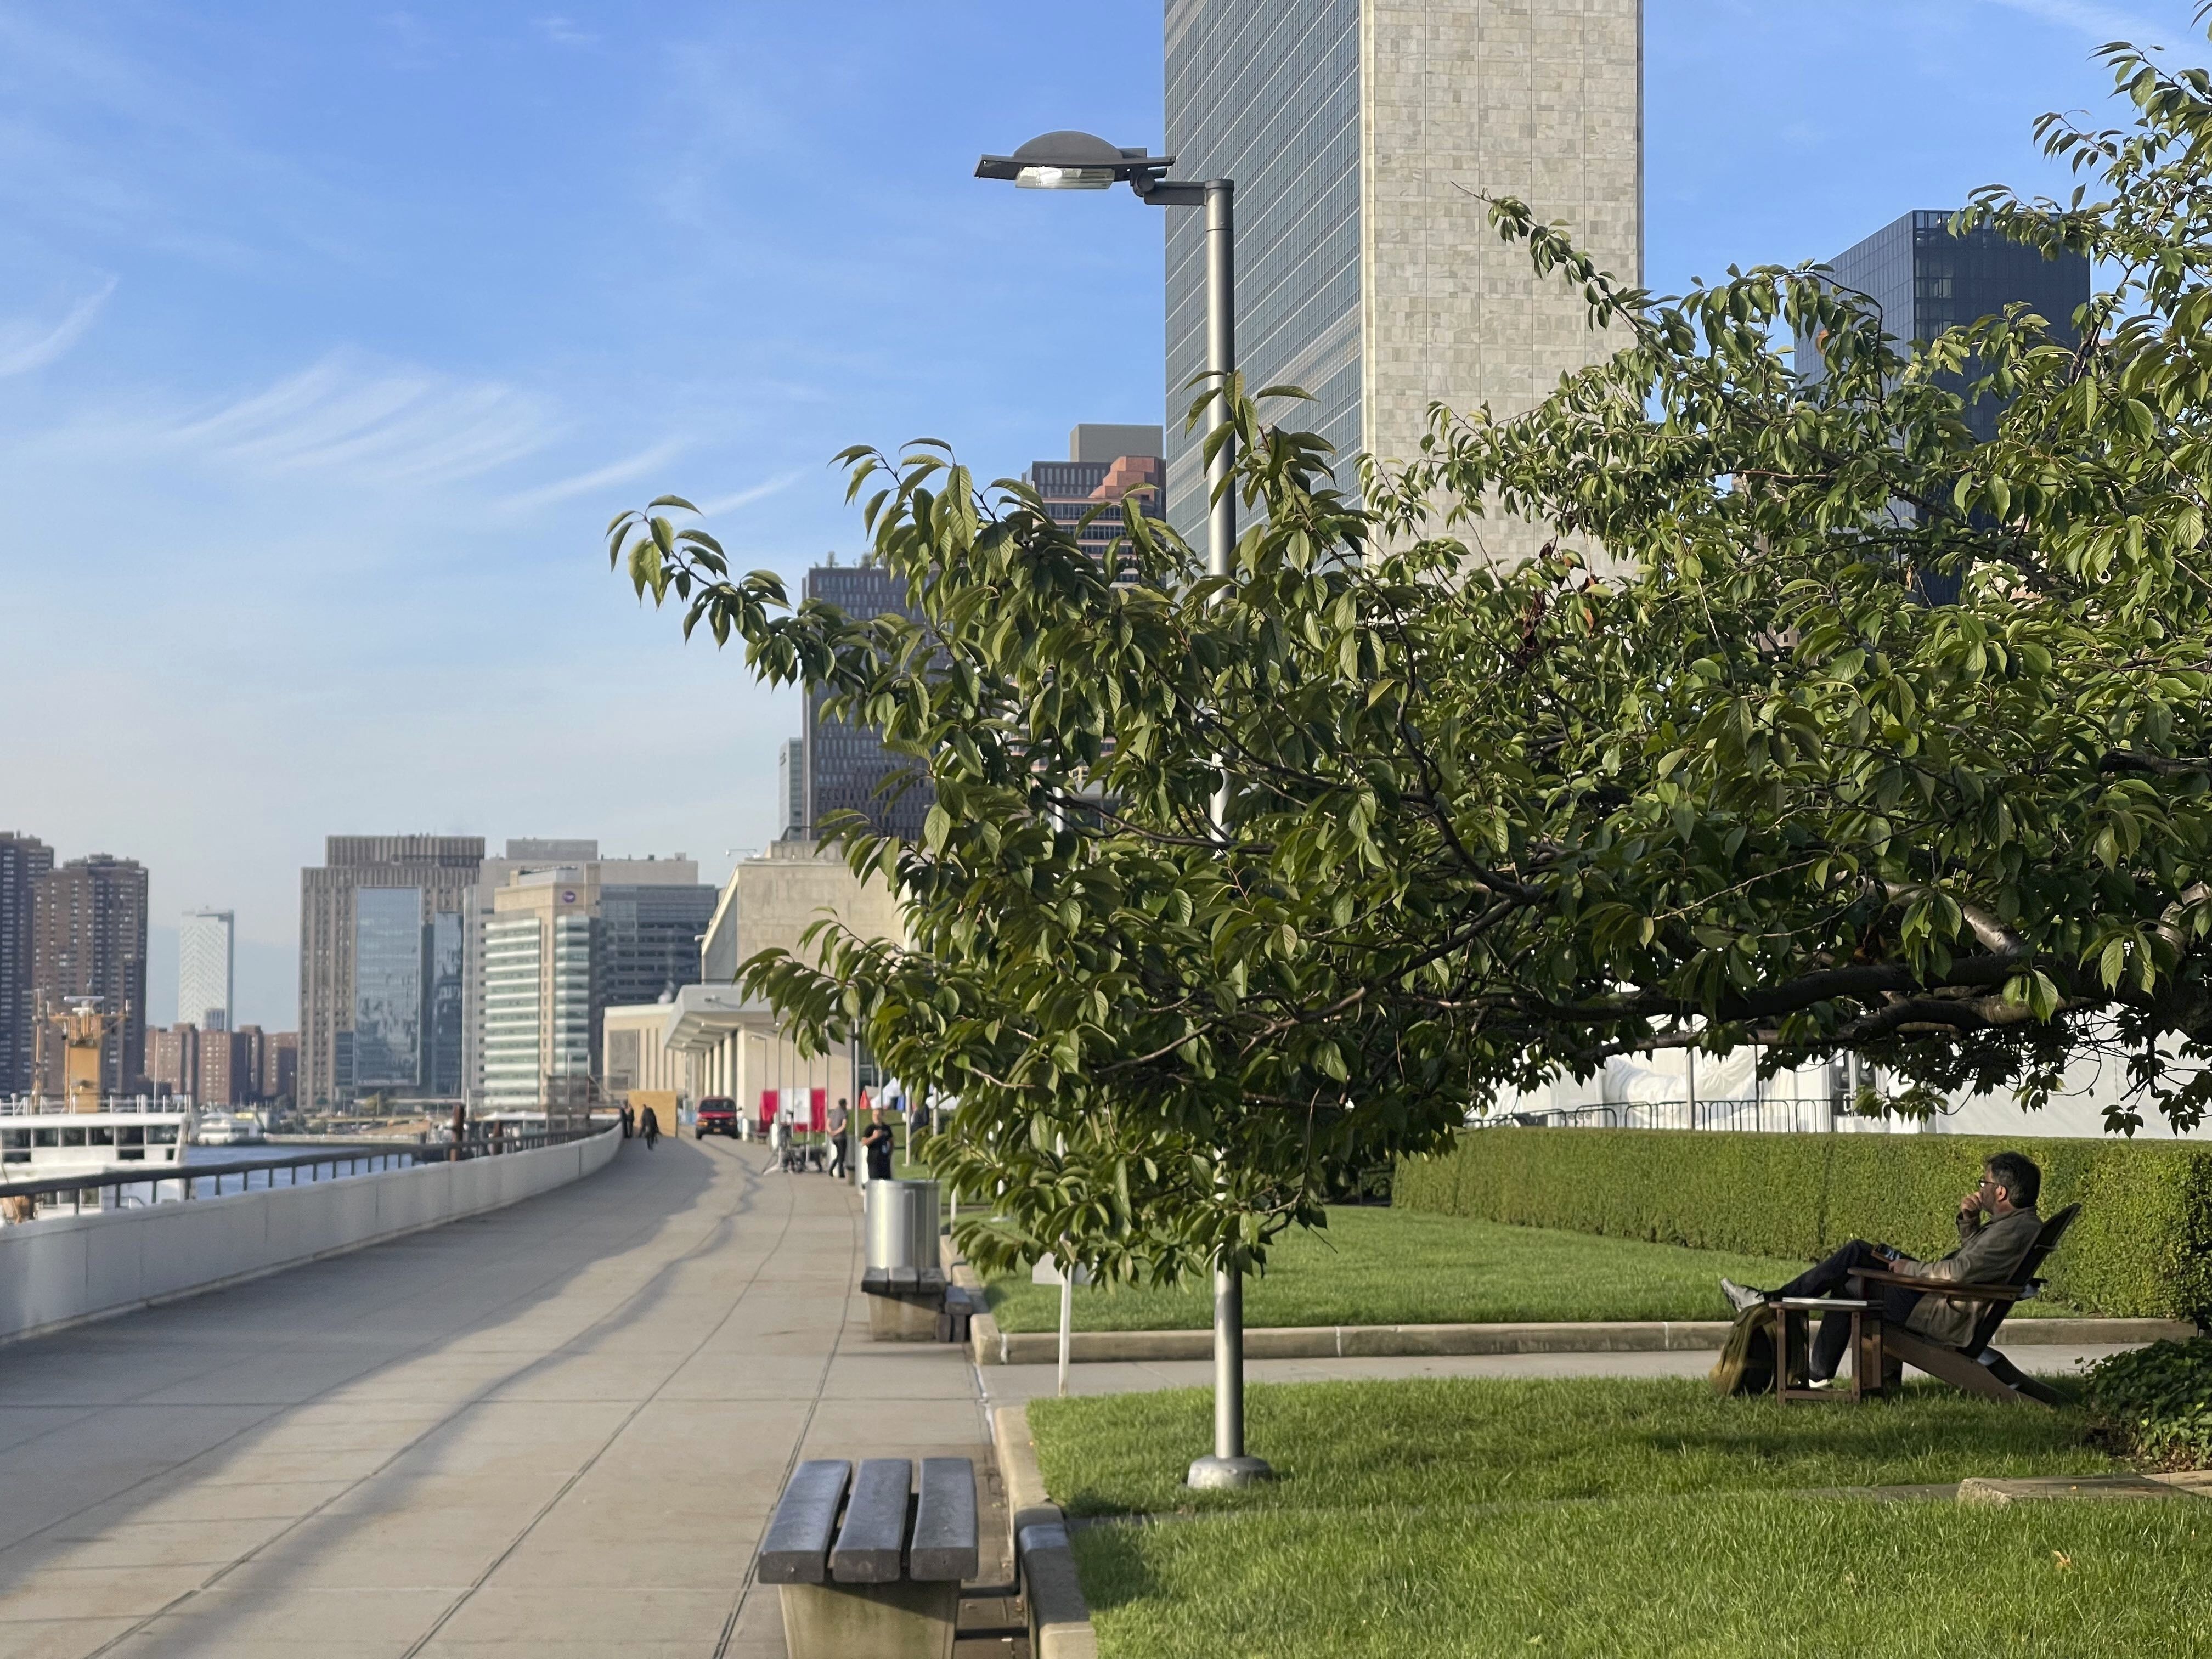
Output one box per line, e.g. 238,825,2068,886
0,1125,610,1222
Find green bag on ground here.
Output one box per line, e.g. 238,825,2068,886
1709,1304,1778,1396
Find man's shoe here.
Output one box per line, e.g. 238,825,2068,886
1720,1278,1769,1316
1805,1374,1844,1391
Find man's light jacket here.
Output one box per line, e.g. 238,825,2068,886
1891,1206,2043,1347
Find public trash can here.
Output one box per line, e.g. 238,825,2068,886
864,1181,945,1341
866,1180,941,1271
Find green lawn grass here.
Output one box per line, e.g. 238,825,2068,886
985,1205,2074,1333
1073,1492,2212,1658
1033,1376,2170,1658
1028,1376,2112,1518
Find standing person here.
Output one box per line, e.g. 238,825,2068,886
862,1109,895,1183
827,1097,849,1178
620,1103,634,1140
640,1105,662,1150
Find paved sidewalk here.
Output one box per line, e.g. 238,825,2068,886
0,1137,992,1658
977,1342,2147,1409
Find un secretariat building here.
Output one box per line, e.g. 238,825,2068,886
1163,1,1644,565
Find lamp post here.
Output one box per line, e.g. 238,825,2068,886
977,131,1269,1490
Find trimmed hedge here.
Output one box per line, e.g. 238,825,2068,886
1395,1129,2212,1321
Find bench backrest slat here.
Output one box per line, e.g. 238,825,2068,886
1966,1203,2080,1355
910,1457,979,1582
757,1459,850,1584
830,1458,912,1583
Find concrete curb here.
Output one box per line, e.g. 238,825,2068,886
992,1403,1097,1659
1960,1472,2212,1505
970,1314,2193,1367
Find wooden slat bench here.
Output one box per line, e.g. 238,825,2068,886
758,1455,979,1658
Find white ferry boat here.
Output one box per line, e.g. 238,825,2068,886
0,1098,190,1182
193,1111,266,1147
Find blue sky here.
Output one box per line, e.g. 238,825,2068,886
0,0,2192,1026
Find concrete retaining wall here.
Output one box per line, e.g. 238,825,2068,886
0,1128,622,1346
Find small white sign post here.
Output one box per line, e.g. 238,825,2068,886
1032,1252,1091,1396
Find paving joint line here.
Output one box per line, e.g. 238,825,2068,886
67,1146,719,1656
713,1172,865,1659
400,1141,795,1658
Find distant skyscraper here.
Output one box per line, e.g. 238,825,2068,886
1025,425,1165,564
803,563,933,842
1798,210,2091,441
460,838,600,1109
1798,210,2090,602
777,739,806,841
178,909,235,1033
32,854,150,1098
298,836,483,1109
475,855,715,1112
0,832,54,1096
1163,1,1644,562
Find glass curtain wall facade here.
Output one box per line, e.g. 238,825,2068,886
351,888,423,1090
802,565,932,841
349,889,465,1095
426,910,463,1096
1165,0,1361,539
598,886,718,1008
1802,211,2090,441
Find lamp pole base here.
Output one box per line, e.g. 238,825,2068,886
1186,1455,1274,1491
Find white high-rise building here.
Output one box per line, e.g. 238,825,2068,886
178,909,234,1034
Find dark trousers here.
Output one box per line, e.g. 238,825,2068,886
829,1135,848,1177
1773,1239,1923,1380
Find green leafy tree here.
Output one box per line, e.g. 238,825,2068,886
611,24,2212,1292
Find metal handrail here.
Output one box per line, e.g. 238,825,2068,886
1470,1097,1839,1133
0,1125,612,1213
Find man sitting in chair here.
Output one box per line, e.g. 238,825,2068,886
1719,1150,2044,1390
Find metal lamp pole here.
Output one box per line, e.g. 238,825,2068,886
977,133,1268,1488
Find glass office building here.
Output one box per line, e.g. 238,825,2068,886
347,887,465,1096
800,565,932,841
351,888,424,1090
1165,0,1361,535
1800,210,2090,440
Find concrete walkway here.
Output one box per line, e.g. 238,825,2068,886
0,1138,989,1659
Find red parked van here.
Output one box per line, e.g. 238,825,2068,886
696,1097,740,1138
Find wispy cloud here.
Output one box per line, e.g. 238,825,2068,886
0,276,116,376
497,437,691,513
1983,0,2163,40
165,353,556,487
534,16,600,47
695,470,806,515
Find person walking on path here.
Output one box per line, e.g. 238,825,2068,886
827,1098,849,1178
619,1104,634,1140
862,1109,895,1183
640,1106,662,1150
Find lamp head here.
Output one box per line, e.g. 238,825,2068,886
975,130,1174,190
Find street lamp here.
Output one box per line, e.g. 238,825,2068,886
977,130,1268,1491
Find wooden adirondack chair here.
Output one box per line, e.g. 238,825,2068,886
1849,1203,2081,1407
